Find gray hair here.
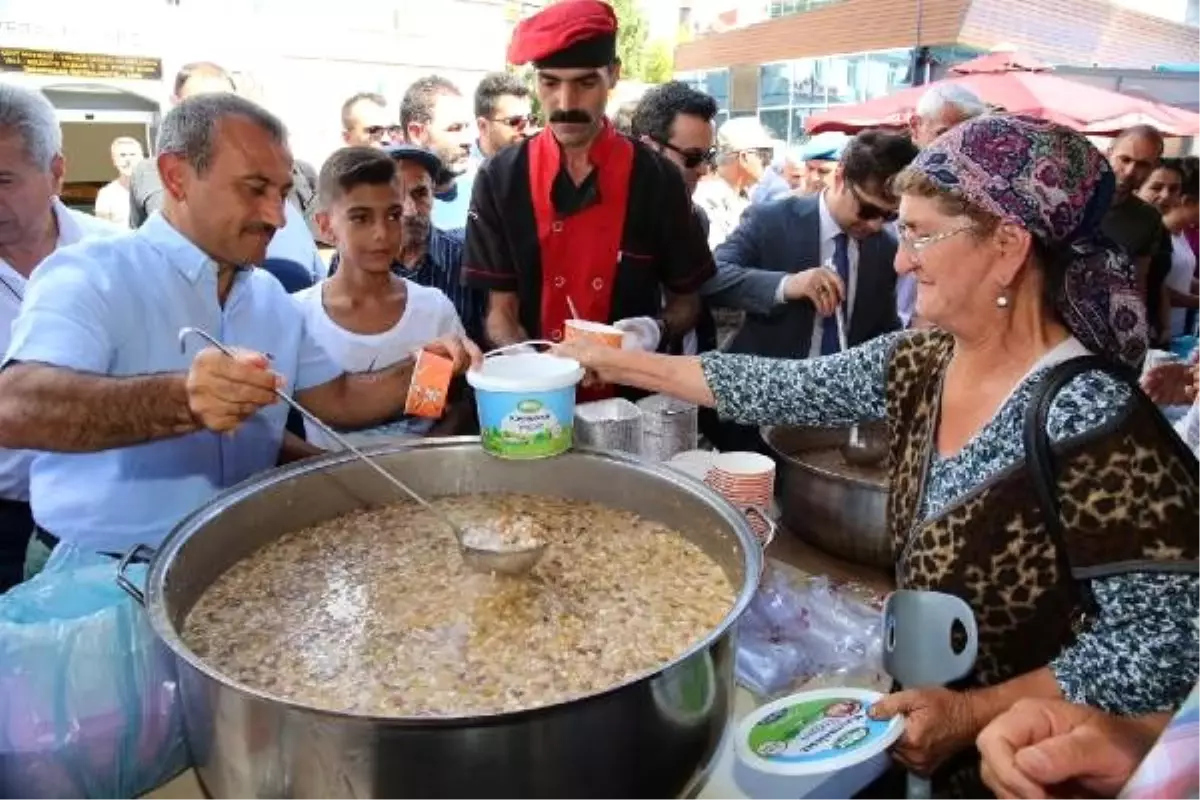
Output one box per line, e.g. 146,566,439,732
156,93,288,174
0,83,63,170
915,83,987,121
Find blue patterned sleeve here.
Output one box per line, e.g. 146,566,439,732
697,331,906,428
1050,572,1199,714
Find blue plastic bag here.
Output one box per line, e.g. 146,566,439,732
0,545,189,798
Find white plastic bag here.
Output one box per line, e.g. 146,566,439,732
736,565,883,698
0,545,188,798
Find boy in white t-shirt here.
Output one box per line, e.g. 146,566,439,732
295,146,466,447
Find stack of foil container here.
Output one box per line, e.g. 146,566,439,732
636,394,699,462
573,398,643,455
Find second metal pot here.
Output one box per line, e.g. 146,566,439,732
762,424,893,570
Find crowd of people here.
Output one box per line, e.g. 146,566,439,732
0,0,1196,797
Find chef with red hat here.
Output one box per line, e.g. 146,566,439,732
463,0,714,398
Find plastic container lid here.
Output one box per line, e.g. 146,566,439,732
466,353,583,393
735,688,903,777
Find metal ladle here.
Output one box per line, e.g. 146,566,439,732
178,327,547,576
834,308,886,467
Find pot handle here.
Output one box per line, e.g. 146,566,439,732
115,544,157,606
742,505,777,549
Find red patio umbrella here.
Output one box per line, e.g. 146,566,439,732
805,50,1200,137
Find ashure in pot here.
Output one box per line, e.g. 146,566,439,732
120,438,762,799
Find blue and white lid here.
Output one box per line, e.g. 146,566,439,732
735,687,904,776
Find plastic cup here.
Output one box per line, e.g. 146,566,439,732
565,319,626,348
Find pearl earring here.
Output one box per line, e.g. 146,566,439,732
996,293,1010,309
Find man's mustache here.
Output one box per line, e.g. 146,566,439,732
243,223,277,237
549,109,592,125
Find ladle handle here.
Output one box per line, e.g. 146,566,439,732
834,305,850,354
177,327,458,538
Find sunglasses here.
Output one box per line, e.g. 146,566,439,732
653,138,718,170
848,182,898,222
361,125,402,141
491,114,538,131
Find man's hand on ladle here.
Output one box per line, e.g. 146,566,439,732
186,346,282,433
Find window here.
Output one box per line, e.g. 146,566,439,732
826,55,865,105
704,69,730,109
676,69,731,116
759,63,791,107
862,50,912,99
759,109,790,142
768,0,837,17
791,58,825,105
756,48,913,142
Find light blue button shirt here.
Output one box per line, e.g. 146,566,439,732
4,212,342,553
268,202,327,280
432,166,475,231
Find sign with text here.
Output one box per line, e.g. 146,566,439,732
0,47,162,80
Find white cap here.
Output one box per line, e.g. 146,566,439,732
717,116,776,153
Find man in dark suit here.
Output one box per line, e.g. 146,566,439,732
701,130,918,450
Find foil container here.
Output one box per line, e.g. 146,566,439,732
637,394,699,462
574,398,643,455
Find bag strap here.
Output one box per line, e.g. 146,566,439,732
1024,355,1197,605
1027,357,1137,618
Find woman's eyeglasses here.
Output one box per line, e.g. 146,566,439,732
896,222,975,254
652,138,718,170
849,183,899,222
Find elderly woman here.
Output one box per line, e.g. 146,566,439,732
558,116,1199,795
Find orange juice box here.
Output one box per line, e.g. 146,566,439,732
404,350,454,419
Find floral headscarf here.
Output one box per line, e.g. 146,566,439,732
909,114,1147,368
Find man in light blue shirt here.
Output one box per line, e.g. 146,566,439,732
0,94,478,564
399,76,475,230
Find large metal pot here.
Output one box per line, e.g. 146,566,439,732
119,438,762,798
762,425,893,570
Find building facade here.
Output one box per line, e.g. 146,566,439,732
675,0,1199,144
0,0,543,192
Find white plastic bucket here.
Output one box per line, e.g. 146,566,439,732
466,350,585,460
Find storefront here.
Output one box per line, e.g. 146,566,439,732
1,0,545,208
674,0,1199,145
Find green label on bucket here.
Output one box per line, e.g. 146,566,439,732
747,697,888,765
477,388,575,459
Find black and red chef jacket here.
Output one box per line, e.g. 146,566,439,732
462,122,715,346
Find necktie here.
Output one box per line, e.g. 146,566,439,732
819,233,850,356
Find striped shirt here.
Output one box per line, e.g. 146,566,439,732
328,227,487,344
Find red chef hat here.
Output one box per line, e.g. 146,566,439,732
507,0,619,69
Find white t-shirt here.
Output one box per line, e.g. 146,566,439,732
292,278,463,448
1166,232,1198,338
94,180,132,229
0,198,122,501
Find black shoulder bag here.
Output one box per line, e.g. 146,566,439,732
1024,355,1199,620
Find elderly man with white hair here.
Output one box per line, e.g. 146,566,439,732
895,83,988,328
908,83,988,148
0,83,121,590
694,116,776,249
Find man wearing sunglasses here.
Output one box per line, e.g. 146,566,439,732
629,80,722,356
473,72,537,164
702,130,917,451
340,92,397,148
